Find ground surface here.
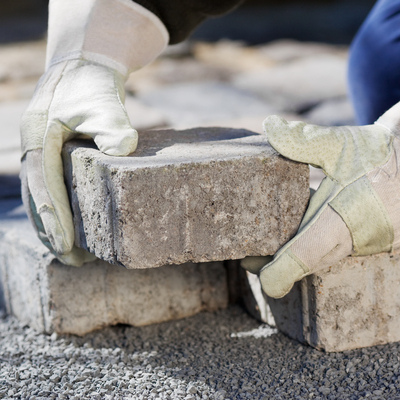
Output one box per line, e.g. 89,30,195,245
1,8,400,399
1,306,400,399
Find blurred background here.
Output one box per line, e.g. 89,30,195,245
0,0,376,200
0,0,375,44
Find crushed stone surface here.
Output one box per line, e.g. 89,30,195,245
1,306,400,399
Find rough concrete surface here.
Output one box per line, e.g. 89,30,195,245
0,200,229,335
63,128,309,269
268,251,400,352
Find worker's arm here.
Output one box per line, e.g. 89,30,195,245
243,102,400,298
133,0,244,44
20,0,169,265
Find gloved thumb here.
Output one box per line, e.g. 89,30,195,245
78,111,138,156
259,205,353,298
50,61,138,156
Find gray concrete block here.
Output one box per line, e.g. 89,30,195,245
0,201,229,335
268,252,400,352
63,128,309,269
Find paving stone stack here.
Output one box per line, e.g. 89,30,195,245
0,207,229,336
2,37,400,352
0,127,309,335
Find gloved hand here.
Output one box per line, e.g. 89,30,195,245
20,0,168,265
243,102,400,298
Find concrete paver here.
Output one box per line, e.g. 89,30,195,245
63,128,309,268
0,199,229,335
269,251,400,352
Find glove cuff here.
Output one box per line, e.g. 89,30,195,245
46,0,169,76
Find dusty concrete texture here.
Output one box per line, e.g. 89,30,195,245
0,200,229,335
268,251,400,352
63,128,310,269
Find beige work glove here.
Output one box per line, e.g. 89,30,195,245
20,0,169,266
243,102,400,298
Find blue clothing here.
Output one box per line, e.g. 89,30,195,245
349,0,400,124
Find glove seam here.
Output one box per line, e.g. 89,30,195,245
113,74,130,123
286,250,310,275
323,138,394,190
330,176,394,256
367,178,394,253
21,60,68,157
259,249,309,275
47,52,129,77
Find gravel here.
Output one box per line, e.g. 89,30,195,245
1,305,400,399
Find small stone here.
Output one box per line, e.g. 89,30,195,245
187,386,197,394
49,375,60,383
319,387,330,395
215,390,227,400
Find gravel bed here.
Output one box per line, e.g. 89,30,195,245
1,306,400,399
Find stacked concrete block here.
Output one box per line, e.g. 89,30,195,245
63,127,309,268
0,209,229,335
268,252,400,352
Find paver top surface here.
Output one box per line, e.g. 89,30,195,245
65,127,274,168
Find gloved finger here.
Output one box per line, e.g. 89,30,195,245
241,256,272,275
56,246,97,267
259,205,353,299
26,148,75,255
22,152,96,266
263,115,392,182
50,62,138,156
21,158,54,249
73,94,138,156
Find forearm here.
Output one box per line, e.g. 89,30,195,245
133,0,244,44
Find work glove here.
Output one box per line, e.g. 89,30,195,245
20,0,169,266
242,102,400,298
